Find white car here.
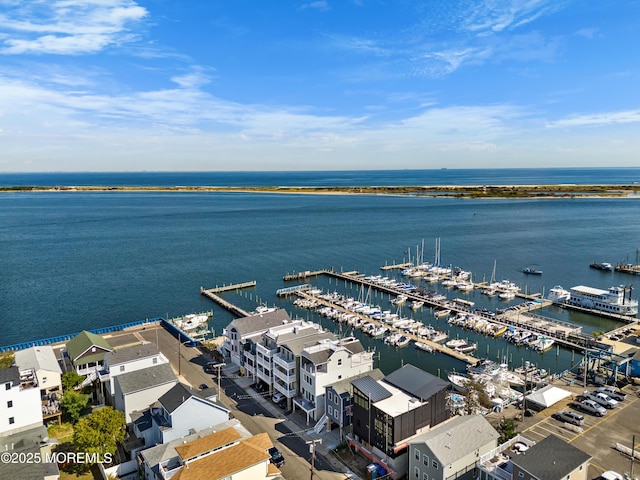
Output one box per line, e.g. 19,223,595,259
584,390,618,409
599,471,623,480
596,386,626,402
272,392,285,404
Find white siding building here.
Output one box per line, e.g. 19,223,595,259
296,336,375,423
0,366,43,436
113,363,177,422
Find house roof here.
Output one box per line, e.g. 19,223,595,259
138,419,252,470
66,331,112,363
172,433,274,480
175,427,242,460
410,415,499,465
328,368,384,395
352,375,392,402
511,435,591,480
158,382,228,414
281,331,336,356
14,346,62,374
105,343,161,366
115,363,176,395
0,366,20,386
228,308,291,336
305,349,333,365
383,363,449,400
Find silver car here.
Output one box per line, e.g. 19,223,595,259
584,390,618,409
573,399,606,417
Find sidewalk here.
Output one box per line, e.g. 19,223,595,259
222,364,363,479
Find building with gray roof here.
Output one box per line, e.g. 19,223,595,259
510,435,591,480
113,362,177,422
409,415,500,480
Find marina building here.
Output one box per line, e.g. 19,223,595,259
408,415,499,480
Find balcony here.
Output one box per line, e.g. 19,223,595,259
273,382,297,398
273,354,295,370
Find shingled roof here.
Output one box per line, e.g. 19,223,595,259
511,435,591,480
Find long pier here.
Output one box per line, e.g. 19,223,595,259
206,281,257,293
200,286,252,317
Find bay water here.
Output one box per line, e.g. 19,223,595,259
1,169,639,377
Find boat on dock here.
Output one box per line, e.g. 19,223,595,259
433,308,451,318
414,341,434,353
171,312,211,331
454,342,477,354
410,300,424,310
590,262,614,271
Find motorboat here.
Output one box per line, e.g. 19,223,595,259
414,341,434,353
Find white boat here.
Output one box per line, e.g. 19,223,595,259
498,290,516,300
410,300,424,310
548,285,571,304
445,338,467,349
447,373,470,392
394,335,412,348
455,342,477,354
414,341,434,353
566,285,638,316
456,281,474,291
391,294,408,305
532,337,555,352
173,312,211,331
433,308,451,318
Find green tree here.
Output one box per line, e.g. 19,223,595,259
0,353,15,369
497,417,518,443
72,407,125,464
60,390,89,423
61,371,85,391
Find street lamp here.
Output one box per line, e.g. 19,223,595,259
306,438,322,480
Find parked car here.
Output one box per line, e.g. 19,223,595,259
268,446,285,467
572,399,606,416
596,386,626,402
583,390,618,409
277,398,287,409
599,471,623,480
552,410,584,426
272,392,285,404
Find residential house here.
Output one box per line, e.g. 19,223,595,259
477,434,591,480
408,415,499,480
138,419,280,480
0,425,58,480
132,382,230,447
101,343,169,400
0,366,43,436
14,346,63,423
349,364,450,478
295,336,375,423
64,330,112,377
325,368,385,439
221,308,292,369
113,363,177,422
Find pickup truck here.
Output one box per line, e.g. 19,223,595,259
572,399,606,417
596,386,626,402
583,390,618,409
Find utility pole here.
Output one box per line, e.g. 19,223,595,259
630,434,636,480
306,438,322,480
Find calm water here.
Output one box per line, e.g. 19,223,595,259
1,169,639,376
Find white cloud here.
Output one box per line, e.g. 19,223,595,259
299,1,330,11
547,110,640,128
0,0,148,55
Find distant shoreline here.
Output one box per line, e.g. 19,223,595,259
2,184,640,198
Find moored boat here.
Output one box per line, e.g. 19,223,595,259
414,341,434,353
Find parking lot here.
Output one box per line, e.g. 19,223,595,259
517,384,640,478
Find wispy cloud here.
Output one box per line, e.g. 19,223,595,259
547,110,640,128
0,0,148,55
298,1,330,12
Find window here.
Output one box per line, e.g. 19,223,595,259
432,460,438,469
5,383,10,390
153,358,158,364
518,472,525,478
120,365,125,372
9,417,15,425
415,466,420,478
423,473,429,480
7,401,12,408
328,406,333,416
338,375,342,379
338,358,342,366
415,449,420,460
423,454,429,466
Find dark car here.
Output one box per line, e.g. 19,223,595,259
277,398,287,409
268,447,285,467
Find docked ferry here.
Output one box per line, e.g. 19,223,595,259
566,285,638,316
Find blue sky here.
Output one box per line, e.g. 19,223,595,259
1,0,639,172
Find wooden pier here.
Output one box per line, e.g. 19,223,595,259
283,270,328,281
380,262,413,271
200,286,252,317
206,281,257,293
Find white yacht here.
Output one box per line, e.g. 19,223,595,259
548,285,571,304
567,285,638,316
